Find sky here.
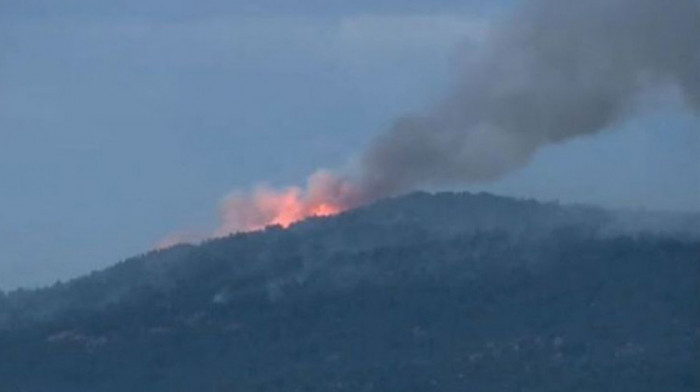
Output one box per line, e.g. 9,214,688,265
1,0,698,290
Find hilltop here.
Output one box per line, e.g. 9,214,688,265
0,192,698,391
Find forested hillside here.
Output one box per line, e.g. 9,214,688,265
1,192,698,391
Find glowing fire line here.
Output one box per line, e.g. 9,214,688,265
214,169,359,236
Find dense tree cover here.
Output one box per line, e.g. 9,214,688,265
0,192,698,391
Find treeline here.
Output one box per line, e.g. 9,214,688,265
0,192,698,391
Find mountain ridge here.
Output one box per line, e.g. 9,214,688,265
0,191,698,391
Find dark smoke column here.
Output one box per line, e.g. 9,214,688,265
357,0,700,201
206,0,698,239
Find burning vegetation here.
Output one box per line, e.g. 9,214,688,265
157,0,699,247
215,170,362,235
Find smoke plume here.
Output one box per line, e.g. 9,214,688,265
357,0,700,200
210,0,699,237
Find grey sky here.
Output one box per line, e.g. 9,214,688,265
1,0,698,289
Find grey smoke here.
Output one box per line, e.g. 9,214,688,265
211,0,698,236
357,0,700,201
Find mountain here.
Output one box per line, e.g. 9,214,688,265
1,192,698,392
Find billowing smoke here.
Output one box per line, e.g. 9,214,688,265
204,0,700,239
357,0,700,200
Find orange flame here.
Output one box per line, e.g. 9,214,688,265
215,170,359,236
153,170,364,249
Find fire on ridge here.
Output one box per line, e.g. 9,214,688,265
215,170,361,236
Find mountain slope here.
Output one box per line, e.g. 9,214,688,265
0,192,698,391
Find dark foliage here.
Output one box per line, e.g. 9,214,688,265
0,192,698,391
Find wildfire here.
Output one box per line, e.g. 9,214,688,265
309,202,342,218
263,193,344,229
215,170,360,236
154,170,364,249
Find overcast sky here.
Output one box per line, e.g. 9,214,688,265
1,0,698,289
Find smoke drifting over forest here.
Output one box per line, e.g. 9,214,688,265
214,0,699,235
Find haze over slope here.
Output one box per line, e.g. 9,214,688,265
0,192,698,391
